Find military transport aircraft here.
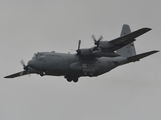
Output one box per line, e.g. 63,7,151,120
4,24,159,82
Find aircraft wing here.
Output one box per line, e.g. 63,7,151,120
109,28,151,51
4,71,29,78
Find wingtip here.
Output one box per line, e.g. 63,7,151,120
4,76,11,78
142,27,152,31
4,76,7,78
148,50,159,55
153,50,159,53
147,28,152,31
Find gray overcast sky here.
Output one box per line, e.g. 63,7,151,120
0,0,161,120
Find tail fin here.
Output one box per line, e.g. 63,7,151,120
116,24,136,57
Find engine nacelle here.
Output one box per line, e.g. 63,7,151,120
99,41,114,49
78,48,93,57
92,50,120,57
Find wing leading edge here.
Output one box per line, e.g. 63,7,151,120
4,71,29,78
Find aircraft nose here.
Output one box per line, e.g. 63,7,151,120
28,60,35,68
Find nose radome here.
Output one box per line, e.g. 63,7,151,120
28,60,35,68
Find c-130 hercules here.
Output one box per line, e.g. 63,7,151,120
4,24,159,82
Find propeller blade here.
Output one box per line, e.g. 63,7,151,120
91,35,97,43
20,60,28,71
76,40,81,54
91,35,103,46
78,40,81,50
20,60,25,67
98,35,103,42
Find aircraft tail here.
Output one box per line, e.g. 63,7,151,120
116,24,136,57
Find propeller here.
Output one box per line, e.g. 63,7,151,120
76,40,81,54
91,35,103,46
20,60,31,76
20,60,28,71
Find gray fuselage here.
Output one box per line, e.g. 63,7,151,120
28,52,127,78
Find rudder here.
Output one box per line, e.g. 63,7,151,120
116,24,136,57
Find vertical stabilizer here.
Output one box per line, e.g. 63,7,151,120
116,24,136,57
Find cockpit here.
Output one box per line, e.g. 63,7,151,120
32,52,45,60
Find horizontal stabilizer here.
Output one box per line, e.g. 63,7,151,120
4,71,29,78
127,50,159,63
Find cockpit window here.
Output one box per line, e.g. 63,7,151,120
32,53,44,59
32,54,37,59
38,53,44,57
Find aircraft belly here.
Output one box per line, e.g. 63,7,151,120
38,56,117,77
67,60,101,77
95,58,117,76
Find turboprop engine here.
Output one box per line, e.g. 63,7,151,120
76,39,118,57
